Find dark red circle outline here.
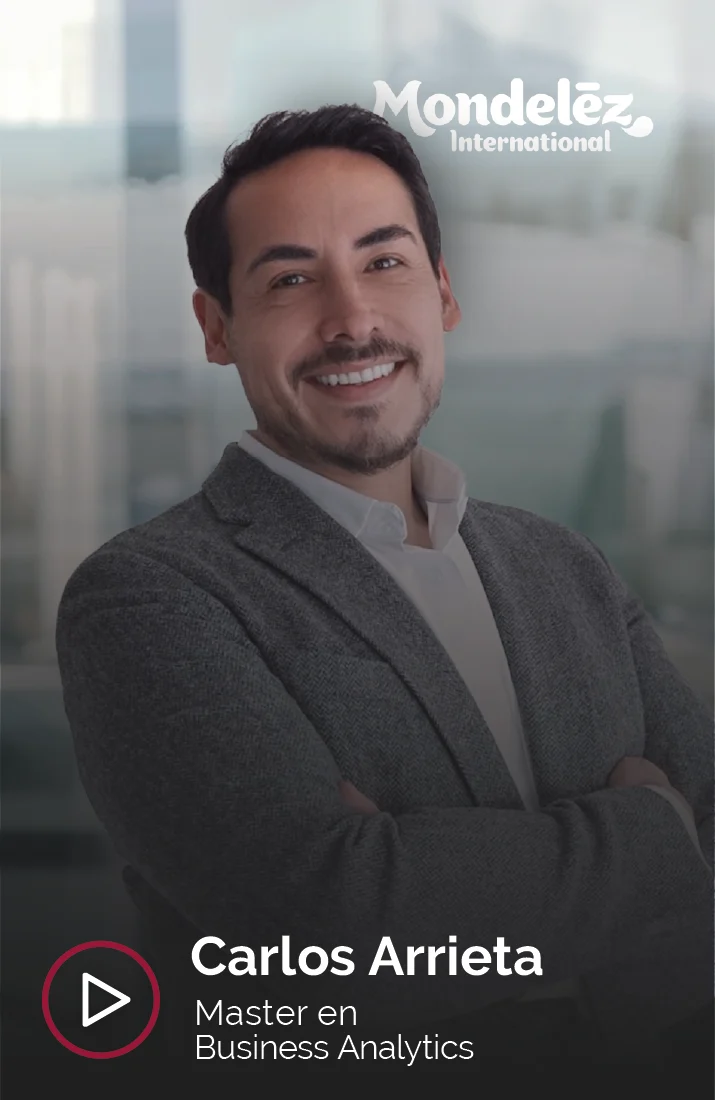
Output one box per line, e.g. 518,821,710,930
41,940,160,1059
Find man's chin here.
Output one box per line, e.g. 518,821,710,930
255,400,434,473
305,431,421,475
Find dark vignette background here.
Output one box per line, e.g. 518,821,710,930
1,0,712,1090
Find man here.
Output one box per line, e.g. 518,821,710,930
56,105,712,1076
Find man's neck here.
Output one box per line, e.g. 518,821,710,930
407,496,432,548
250,429,431,546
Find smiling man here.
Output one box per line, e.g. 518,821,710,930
55,105,712,1080
189,133,458,548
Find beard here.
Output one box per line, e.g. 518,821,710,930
251,367,442,475
241,333,443,474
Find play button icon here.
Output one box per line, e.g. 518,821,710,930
82,973,131,1027
42,941,160,1058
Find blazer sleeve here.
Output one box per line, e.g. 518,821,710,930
587,541,714,866
55,547,713,1028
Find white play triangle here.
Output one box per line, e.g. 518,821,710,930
82,972,131,1027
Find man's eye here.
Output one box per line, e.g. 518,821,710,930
271,273,307,289
370,256,402,271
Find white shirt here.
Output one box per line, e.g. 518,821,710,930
237,431,700,844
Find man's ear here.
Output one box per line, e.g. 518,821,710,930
436,256,461,333
192,289,234,365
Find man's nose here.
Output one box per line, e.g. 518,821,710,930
316,278,383,346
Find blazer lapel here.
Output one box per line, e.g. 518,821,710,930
203,444,523,809
458,503,591,805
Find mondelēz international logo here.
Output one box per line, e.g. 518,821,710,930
373,78,654,154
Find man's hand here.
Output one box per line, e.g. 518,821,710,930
339,779,380,815
608,756,672,790
608,757,707,864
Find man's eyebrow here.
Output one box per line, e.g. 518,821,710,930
246,243,317,276
245,224,417,276
354,223,417,249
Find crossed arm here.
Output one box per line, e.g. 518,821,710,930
591,544,713,864
55,548,713,1025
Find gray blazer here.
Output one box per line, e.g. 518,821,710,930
55,442,713,1042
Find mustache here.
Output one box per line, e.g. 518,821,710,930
294,337,420,382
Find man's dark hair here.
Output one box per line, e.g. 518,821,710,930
185,104,442,315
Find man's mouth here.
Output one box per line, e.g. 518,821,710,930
303,359,407,399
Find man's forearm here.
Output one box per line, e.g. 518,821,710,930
130,784,712,1028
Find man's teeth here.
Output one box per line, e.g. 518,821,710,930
315,362,397,387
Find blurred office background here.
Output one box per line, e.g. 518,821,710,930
1,0,713,1051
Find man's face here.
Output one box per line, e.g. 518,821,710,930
193,146,461,474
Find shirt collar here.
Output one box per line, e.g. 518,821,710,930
237,430,468,551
